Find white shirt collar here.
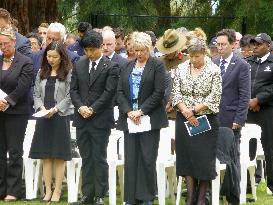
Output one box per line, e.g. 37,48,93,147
259,52,270,63
89,54,103,71
107,52,115,60
220,52,233,71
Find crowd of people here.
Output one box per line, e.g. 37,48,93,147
0,7,273,205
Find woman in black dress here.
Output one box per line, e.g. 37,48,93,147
29,42,73,202
172,35,222,205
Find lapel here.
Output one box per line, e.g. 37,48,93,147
89,56,107,87
139,57,153,93
124,60,135,97
0,52,19,86
222,54,237,83
81,57,90,86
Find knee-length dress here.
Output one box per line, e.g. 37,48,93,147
29,76,71,161
171,57,222,180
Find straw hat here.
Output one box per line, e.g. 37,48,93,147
156,29,187,54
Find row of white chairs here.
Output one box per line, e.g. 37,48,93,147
22,120,177,204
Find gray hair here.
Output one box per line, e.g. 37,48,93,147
47,22,66,41
187,37,207,53
132,32,152,51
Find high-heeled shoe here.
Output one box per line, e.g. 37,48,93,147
4,195,17,202
42,192,52,202
50,190,61,203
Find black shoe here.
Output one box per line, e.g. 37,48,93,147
70,195,93,205
95,197,104,205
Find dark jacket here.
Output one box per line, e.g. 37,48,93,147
68,39,85,56
15,32,33,59
70,55,119,128
213,54,251,127
247,52,273,107
0,52,34,114
117,57,168,131
217,127,240,205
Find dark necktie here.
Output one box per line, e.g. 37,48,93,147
89,61,96,81
220,59,226,76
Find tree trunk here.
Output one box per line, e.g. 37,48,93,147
152,0,171,28
0,0,59,34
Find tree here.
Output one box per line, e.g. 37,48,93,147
0,0,59,34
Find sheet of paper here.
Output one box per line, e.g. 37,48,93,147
127,115,151,134
32,109,50,118
0,89,7,99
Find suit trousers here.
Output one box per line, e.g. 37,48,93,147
124,129,160,204
76,123,110,199
247,106,273,191
0,113,28,198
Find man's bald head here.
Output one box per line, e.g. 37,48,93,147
102,30,116,57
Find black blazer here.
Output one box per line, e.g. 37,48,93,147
116,57,168,131
0,51,34,114
70,55,119,128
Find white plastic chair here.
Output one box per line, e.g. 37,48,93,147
67,158,82,203
157,120,176,205
23,120,44,200
239,124,261,204
108,129,124,205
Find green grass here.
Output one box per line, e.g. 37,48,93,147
0,182,273,204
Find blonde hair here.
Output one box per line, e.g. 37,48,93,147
132,32,152,51
0,27,16,40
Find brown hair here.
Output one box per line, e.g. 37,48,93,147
0,8,11,22
40,42,72,81
39,22,49,28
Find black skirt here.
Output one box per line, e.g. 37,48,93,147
175,112,219,180
29,114,72,161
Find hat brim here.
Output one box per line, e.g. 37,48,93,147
156,34,187,54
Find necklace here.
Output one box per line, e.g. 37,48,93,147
3,56,14,63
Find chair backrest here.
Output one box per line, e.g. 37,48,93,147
107,129,123,162
157,120,175,162
23,120,36,158
240,123,261,163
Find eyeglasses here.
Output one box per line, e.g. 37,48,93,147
0,42,11,47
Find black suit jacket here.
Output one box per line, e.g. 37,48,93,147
0,52,34,114
213,54,251,127
15,32,33,59
111,53,128,67
70,55,119,128
116,57,168,131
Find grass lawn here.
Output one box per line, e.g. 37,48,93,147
0,182,273,205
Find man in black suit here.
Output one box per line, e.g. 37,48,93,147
70,30,119,205
102,29,127,66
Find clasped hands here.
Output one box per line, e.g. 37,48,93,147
127,110,143,125
0,99,9,112
40,106,58,118
181,108,199,127
79,106,94,119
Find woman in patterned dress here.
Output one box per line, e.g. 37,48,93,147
172,37,222,205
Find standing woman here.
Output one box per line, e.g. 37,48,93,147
117,32,168,205
0,28,34,201
29,42,73,202
172,37,222,205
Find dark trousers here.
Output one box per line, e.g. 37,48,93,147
0,113,28,198
76,124,110,199
124,129,160,204
247,107,273,191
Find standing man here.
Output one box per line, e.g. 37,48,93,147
214,29,251,151
70,30,119,205
101,30,127,66
247,33,273,192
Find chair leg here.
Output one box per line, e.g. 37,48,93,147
176,176,182,205
249,166,257,201
157,163,166,205
166,166,176,204
240,164,248,204
108,161,117,205
117,165,124,202
211,168,220,205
